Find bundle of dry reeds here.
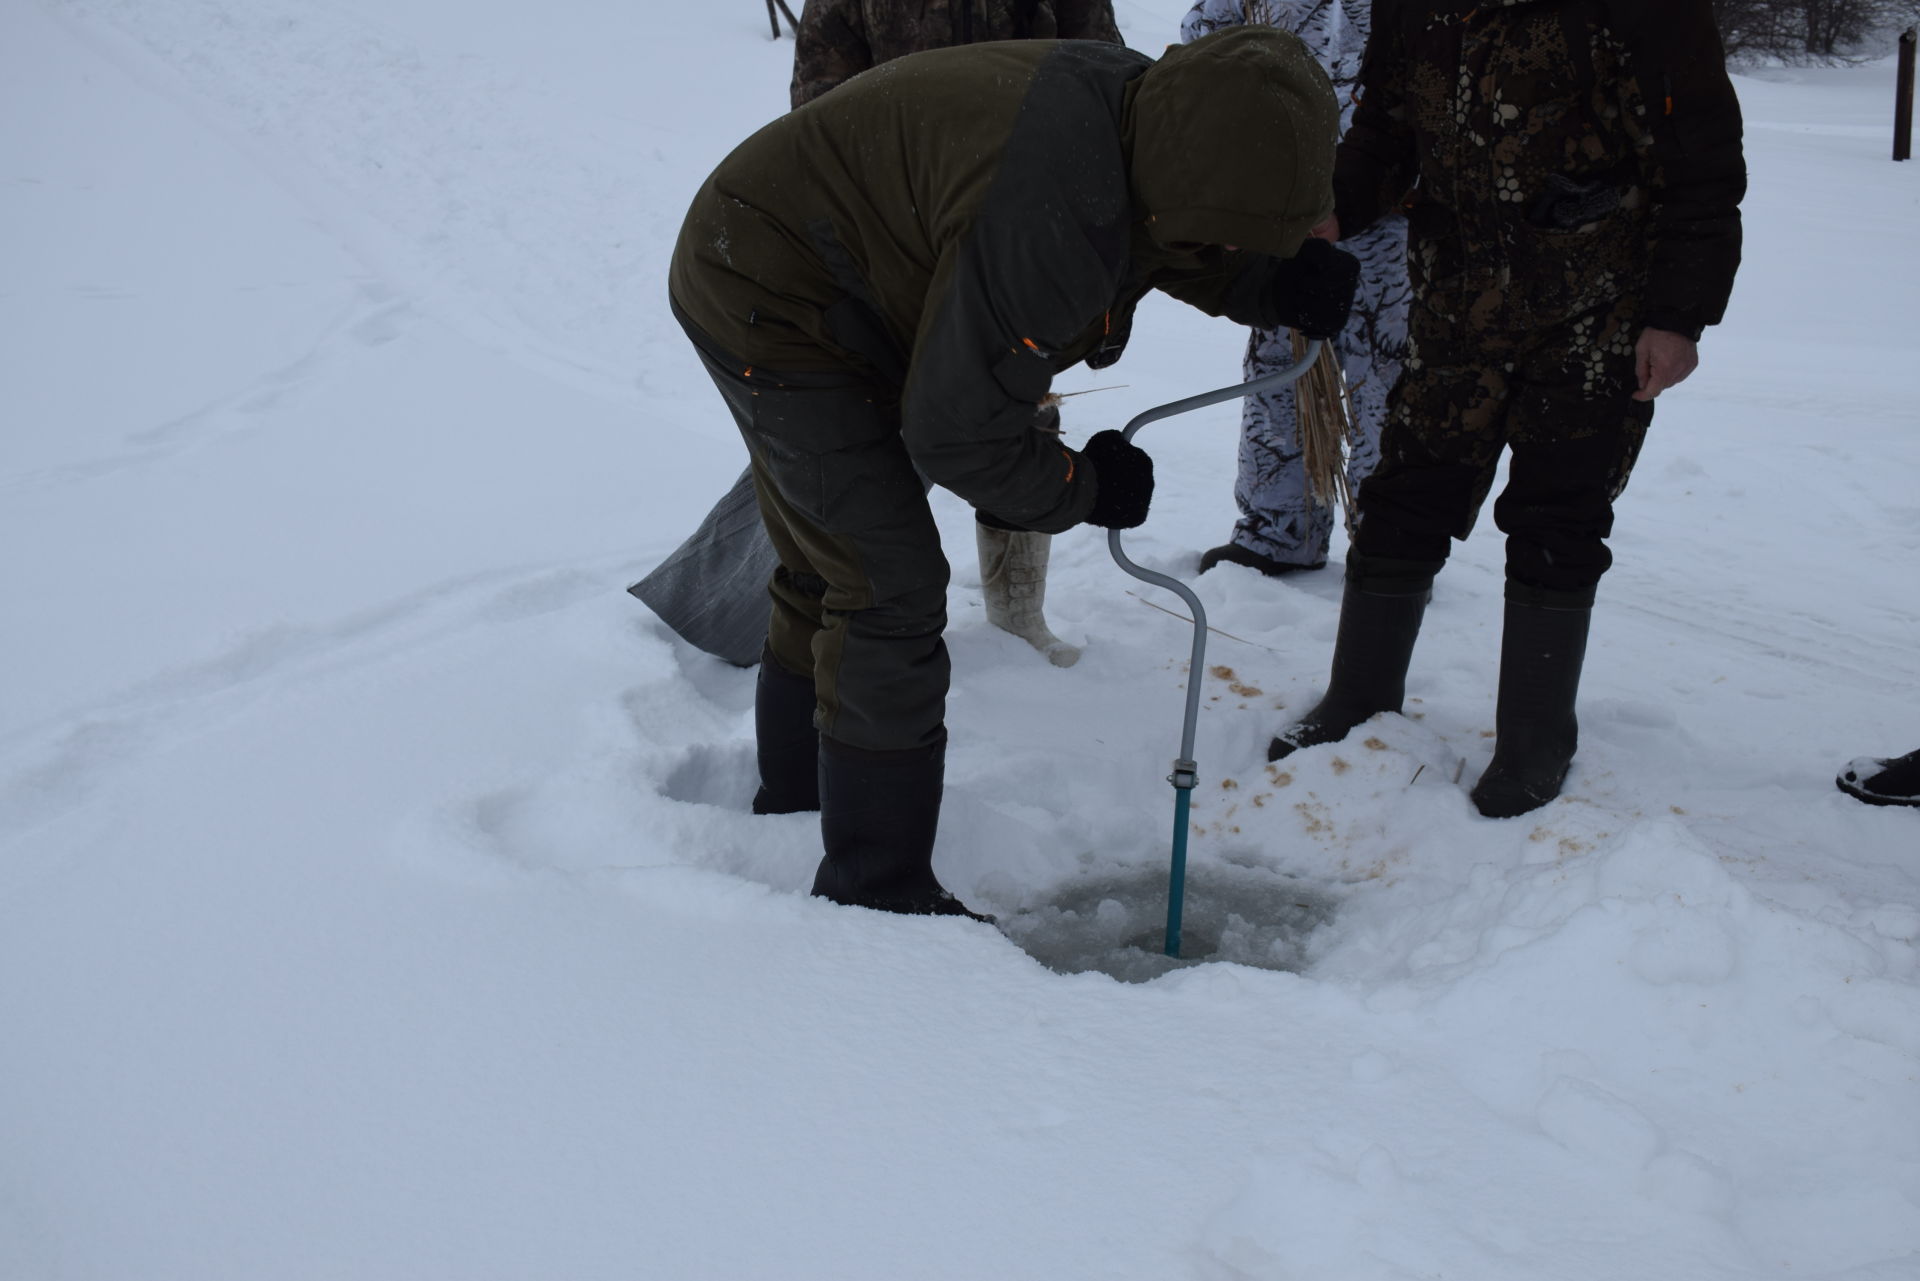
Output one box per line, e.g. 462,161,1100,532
1290,329,1356,512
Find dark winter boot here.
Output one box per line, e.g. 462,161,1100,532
1199,542,1325,577
1836,748,1920,808
1268,556,1439,762
751,645,820,815
1470,593,1592,819
812,730,990,920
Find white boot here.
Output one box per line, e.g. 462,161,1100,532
976,524,1080,668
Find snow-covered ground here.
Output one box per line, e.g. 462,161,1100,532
3,1,1917,1276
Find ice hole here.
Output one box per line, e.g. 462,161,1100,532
997,863,1339,983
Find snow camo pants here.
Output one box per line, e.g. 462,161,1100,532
1228,214,1409,566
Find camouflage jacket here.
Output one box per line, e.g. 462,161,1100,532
791,0,1122,107
1334,0,1745,339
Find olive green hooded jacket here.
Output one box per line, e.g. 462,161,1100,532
670,28,1340,534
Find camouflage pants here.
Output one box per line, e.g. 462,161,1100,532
1229,215,1410,566
684,327,950,754
1352,284,1654,601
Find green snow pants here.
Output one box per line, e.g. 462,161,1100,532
683,322,950,754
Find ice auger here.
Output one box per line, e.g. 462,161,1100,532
1107,340,1327,958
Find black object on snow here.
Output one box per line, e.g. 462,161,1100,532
1837,748,1920,808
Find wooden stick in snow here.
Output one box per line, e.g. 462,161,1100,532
765,0,802,39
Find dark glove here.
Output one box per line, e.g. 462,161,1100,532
975,509,1029,532
1082,429,1154,530
1268,238,1360,340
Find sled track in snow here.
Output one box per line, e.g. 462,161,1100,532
1614,582,1919,695
40,0,675,401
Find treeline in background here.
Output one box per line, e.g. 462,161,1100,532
1715,0,1920,59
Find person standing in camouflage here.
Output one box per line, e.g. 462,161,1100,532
1267,0,1745,819
1181,0,1411,578
632,0,1123,671
793,0,1121,107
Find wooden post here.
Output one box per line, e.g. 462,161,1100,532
764,0,802,39
1898,28,1916,162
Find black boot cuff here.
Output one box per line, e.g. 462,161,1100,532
1346,551,1443,597
1504,580,1596,610
820,728,948,765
